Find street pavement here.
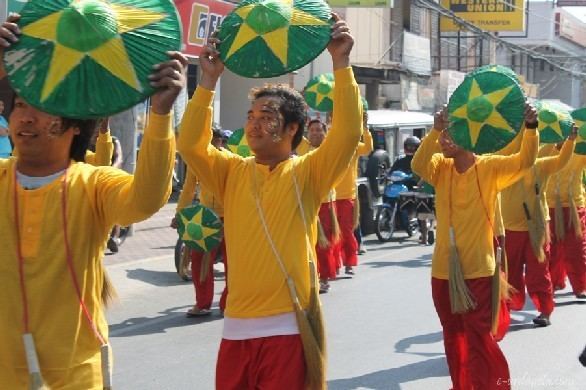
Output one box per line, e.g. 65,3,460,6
105,201,586,389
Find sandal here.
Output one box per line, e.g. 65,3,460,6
186,307,211,318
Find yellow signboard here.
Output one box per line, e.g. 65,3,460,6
440,0,526,32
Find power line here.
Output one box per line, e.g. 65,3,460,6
415,0,586,79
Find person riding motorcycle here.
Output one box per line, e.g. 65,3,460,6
389,136,421,232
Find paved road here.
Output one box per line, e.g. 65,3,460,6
105,203,586,389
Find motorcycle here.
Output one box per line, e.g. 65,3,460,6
375,170,418,242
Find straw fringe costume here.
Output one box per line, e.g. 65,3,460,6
0,114,174,388
177,68,362,388
333,127,373,269
412,127,538,390
544,150,586,295
501,139,575,316
176,171,228,312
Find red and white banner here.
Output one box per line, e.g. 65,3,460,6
174,0,235,58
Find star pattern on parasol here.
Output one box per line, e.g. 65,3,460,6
20,0,165,102
225,0,328,67
451,79,516,148
305,73,334,107
538,105,568,139
179,208,220,252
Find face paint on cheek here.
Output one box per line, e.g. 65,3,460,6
44,119,65,138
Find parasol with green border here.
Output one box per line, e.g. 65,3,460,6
217,0,332,78
304,72,334,112
226,128,253,157
447,69,525,154
176,205,223,253
3,0,182,119
571,108,586,155
535,100,573,144
469,64,521,85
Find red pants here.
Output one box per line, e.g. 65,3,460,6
216,335,306,390
548,207,586,294
191,239,228,311
432,277,510,390
335,199,358,267
316,203,337,280
504,230,554,316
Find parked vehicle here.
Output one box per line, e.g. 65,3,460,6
357,110,434,236
375,170,419,242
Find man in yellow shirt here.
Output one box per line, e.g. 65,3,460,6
334,110,373,275
501,130,576,327
412,105,538,390
173,127,228,316
0,18,186,388
177,17,361,389
545,142,586,299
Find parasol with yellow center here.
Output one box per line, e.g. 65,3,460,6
448,68,526,154
534,100,573,144
217,0,332,78
3,0,182,118
177,205,223,253
304,72,334,112
227,128,253,157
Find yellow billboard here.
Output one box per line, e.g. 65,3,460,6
440,0,526,32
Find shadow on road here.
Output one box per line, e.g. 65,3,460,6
363,241,422,253
109,305,223,337
366,253,432,269
125,269,189,287
394,331,444,358
555,300,586,307
327,357,449,390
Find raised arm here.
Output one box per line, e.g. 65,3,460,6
539,132,576,176
308,16,362,196
88,124,114,166
494,104,539,191
412,108,445,186
357,126,373,156
176,38,237,199
98,53,187,226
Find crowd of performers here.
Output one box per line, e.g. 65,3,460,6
1,10,585,390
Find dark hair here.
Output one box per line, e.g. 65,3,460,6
307,119,326,132
212,122,223,139
250,84,306,150
62,118,99,162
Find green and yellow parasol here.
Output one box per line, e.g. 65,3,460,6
3,0,182,119
176,205,223,253
571,108,586,155
535,100,573,144
304,72,334,112
226,128,253,157
217,0,332,78
447,68,525,154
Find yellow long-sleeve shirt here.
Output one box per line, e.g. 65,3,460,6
545,150,586,208
334,127,373,200
176,170,224,216
296,137,312,156
0,114,174,388
412,128,538,280
85,131,114,166
177,67,362,318
502,139,575,231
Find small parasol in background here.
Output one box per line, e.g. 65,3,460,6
304,72,334,112
227,128,253,157
176,204,223,253
571,108,586,155
535,100,573,144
